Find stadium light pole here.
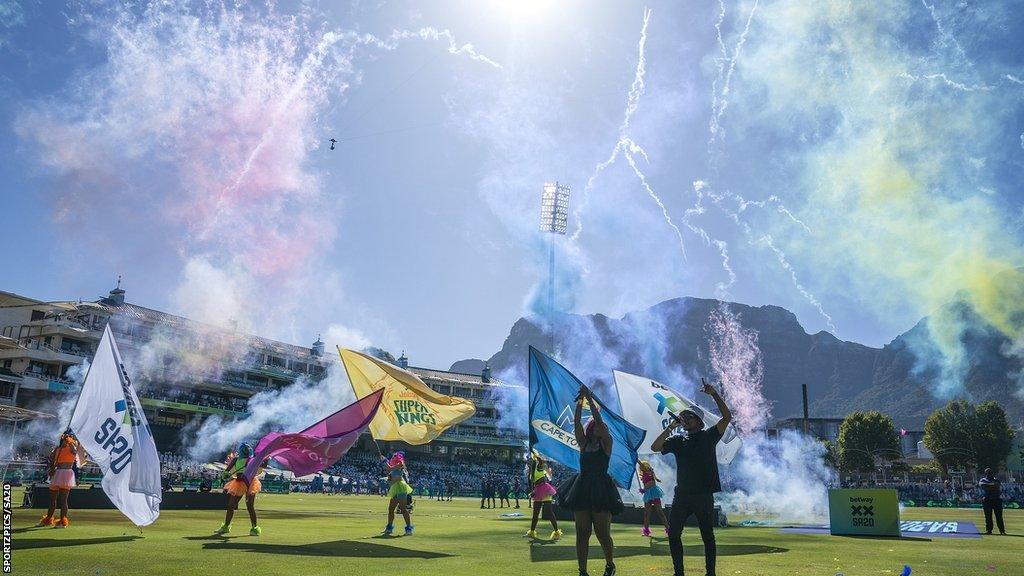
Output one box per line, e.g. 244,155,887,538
539,182,569,354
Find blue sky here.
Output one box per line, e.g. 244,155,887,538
2,0,1023,372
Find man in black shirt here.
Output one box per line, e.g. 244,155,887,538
651,378,732,576
979,468,1007,535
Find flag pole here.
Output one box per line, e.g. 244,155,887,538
339,346,386,461
66,325,112,435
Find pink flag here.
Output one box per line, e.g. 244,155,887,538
244,389,384,482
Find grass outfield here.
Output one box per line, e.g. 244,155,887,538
12,492,1023,576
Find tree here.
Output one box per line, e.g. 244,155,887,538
973,401,1015,471
923,399,1016,473
923,400,975,473
837,411,901,473
821,439,839,470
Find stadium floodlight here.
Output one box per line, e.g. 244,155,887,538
539,182,570,358
540,182,570,235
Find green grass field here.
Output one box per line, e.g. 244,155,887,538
12,492,1023,576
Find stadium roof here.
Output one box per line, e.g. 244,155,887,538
104,301,323,359
0,403,56,423
0,290,42,307
409,366,521,388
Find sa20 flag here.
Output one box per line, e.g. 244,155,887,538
613,370,741,464
69,325,161,526
529,347,646,489
340,348,475,444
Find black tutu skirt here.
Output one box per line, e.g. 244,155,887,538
556,471,624,515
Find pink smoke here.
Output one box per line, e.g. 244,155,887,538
706,304,769,434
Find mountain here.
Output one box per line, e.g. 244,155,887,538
450,297,1024,429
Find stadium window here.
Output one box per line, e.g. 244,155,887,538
0,382,13,398
30,310,44,321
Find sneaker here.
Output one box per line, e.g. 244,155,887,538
550,528,563,540
641,526,651,537
214,523,231,535
602,563,616,576
382,524,394,536
525,529,537,538
55,517,69,529
249,526,262,536
404,525,414,536
35,515,54,527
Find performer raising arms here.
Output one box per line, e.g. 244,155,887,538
525,450,561,539
215,443,267,536
382,451,414,536
36,430,80,528
638,460,669,537
651,378,732,576
558,385,622,576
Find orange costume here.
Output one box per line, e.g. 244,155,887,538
48,436,79,491
221,453,263,497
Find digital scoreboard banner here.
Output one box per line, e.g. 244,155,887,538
828,488,901,536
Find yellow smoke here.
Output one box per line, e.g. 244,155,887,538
734,0,1024,394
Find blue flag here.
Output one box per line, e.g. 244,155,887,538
528,346,646,489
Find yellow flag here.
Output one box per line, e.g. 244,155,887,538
339,347,476,444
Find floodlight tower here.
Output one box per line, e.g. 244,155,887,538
539,182,570,352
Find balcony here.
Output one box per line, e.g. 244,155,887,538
0,338,94,365
436,429,527,447
17,371,80,393
140,396,249,418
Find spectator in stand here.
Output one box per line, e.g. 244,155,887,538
979,468,1007,535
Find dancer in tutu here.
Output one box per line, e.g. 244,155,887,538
214,443,267,536
638,460,669,537
525,450,561,539
382,451,414,536
36,430,81,528
557,385,622,576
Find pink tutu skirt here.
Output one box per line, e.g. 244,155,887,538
49,469,76,491
531,481,557,502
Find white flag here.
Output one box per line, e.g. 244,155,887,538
69,325,161,526
613,370,741,464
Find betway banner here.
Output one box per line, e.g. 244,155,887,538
828,488,900,537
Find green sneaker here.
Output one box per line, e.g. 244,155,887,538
250,526,262,536
214,523,231,535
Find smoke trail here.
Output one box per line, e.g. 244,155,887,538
708,0,759,151
706,305,768,434
571,8,652,242
622,138,688,260
919,0,969,63
357,28,502,69
757,235,836,333
737,196,812,234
